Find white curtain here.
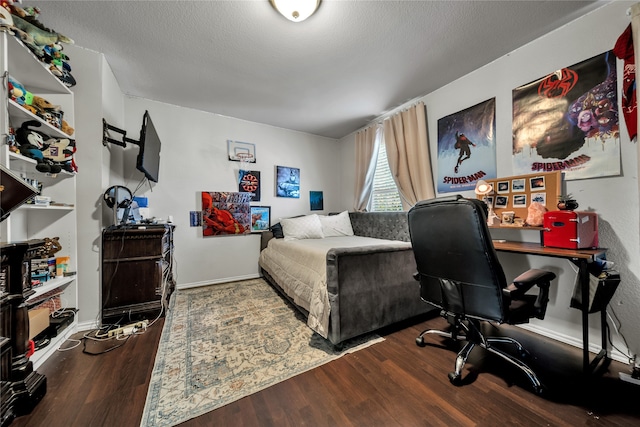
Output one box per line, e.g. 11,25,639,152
353,124,381,211
383,102,435,210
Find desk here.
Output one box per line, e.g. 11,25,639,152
492,240,608,374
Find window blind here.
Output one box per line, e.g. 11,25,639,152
371,143,402,212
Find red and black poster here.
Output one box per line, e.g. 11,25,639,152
437,98,497,193
512,51,620,180
238,170,261,201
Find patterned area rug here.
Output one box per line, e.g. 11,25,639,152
140,278,384,426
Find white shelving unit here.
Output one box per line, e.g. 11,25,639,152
1,32,78,370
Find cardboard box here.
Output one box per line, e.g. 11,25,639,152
28,308,50,340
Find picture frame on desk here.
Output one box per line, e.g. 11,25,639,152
501,211,515,225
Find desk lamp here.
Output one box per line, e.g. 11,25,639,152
475,180,500,226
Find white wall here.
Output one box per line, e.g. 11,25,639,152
117,98,341,288
66,44,125,328
340,1,640,363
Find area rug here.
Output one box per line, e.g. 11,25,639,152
140,278,384,426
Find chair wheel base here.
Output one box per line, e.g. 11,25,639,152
448,372,462,386
416,336,426,347
533,385,545,396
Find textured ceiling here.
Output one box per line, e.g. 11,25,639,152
26,1,607,139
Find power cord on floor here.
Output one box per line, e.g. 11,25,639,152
80,318,153,355
82,331,131,355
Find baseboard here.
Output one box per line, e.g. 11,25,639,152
31,320,78,370
518,323,629,365
177,273,262,290
77,319,99,332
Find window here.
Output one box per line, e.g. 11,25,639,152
370,142,402,211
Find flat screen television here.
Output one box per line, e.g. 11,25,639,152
136,110,162,183
1,164,39,222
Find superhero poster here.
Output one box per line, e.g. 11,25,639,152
437,98,497,193
512,51,620,180
238,169,261,201
201,191,252,237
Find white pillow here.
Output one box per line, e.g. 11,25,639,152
281,214,324,240
319,211,354,237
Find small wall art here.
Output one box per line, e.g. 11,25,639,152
512,178,526,193
250,206,271,232
310,191,324,211
276,165,300,198
238,170,261,201
201,191,252,236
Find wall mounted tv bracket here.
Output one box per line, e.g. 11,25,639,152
102,118,140,147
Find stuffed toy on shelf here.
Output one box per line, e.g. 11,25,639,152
15,120,62,174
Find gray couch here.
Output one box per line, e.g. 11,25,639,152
260,211,434,345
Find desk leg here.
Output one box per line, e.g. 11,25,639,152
578,258,590,374
577,258,610,375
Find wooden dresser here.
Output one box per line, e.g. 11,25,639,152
0,241,47,426
101,224,175,324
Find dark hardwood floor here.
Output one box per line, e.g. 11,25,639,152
11,315,640,427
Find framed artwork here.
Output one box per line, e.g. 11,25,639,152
250,206,271,232
227,140,256,162
238,170,261,201
436,98,497,193
189,211,201,227
201,191,252,236
513,194,527,208
310,191,324,211
276,165,300,198
495,195,508,208
530,176,545,191
497,181,510,193
511,178,526,193
512,52,620,180
531,192,546,205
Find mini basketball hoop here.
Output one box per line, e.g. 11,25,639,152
237,152,254,171
236,152,254,186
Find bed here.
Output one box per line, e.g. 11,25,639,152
259,211,433,345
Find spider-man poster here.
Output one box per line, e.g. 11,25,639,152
512,51,620,180
437,98,497,193
238,170,261,201
201,191,252,236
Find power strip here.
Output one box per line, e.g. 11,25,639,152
619,372,640,386
107,320,149,338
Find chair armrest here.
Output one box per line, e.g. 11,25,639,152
505,269,555,295
503,268,555,320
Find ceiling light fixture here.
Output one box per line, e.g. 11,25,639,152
270,0,321,22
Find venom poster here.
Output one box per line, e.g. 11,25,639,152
512,51,620,180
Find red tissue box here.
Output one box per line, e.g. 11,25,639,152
543,211,598,249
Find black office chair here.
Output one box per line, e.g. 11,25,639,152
407,195,555,394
